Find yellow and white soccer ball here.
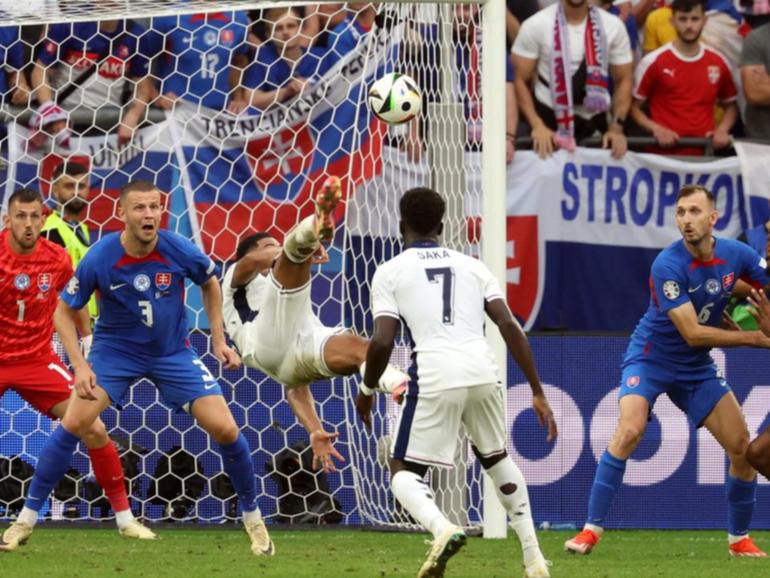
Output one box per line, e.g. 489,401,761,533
367,72,422,125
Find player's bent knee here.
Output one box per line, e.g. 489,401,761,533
81,419,109,447
61,415,98,439
211,422,240,445
471,445,507,470
614,423,646,451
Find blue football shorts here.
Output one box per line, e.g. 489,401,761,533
89,342,223,412
619,360,731,427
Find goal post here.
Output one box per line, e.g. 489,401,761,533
0,0,510,538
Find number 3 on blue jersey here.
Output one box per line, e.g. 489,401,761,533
139,300,153,327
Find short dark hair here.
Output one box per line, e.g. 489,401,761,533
677,184,714,204
7,187,43,208
120,179,158,200
236,232,274,260
671,0,706,14
52,161,88,181
399,188,446,236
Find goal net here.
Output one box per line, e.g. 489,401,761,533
0,1,504,530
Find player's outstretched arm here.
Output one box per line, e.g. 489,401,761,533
356,316,399,429
53,299,98,400
668,301,770,349
230,245,282,288
286,385,345,473
485,298,557,442
200,276,241,370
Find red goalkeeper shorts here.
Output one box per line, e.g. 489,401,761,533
0,353,73,418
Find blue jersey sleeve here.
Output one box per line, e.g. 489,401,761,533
166,234,218,285
61,252,98,310
126,21,151,78
650,254,689,313
738,242,770,289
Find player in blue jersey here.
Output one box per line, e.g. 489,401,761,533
565,184,770,558
1,180,275,556
146,10,250,111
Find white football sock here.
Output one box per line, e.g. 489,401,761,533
359,362,409,393
392,470,452,538
243,508,263,525
18,506,38,527
283,215,318,263
485,458,541,565
114,509,135,530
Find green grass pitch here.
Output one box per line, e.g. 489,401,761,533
1,527,768,577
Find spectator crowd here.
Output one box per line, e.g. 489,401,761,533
0,0,767,165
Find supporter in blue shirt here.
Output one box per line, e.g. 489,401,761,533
146,10,250,111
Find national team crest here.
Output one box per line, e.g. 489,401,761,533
133,274,151,292
506,216,541,330
722,272,734,290
14,273,30,291
37,273,52,292
220,29,234,45
705,278,721,295
707,65,720,84
155,272,172,291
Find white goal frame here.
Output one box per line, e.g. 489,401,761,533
0,0,510,539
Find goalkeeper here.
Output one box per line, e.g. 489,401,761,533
223,176,409,473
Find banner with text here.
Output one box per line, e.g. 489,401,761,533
506,148,770,331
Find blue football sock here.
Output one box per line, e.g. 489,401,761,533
219,434,258,513
726,474,756,536
586,450,627,527
26,427,80,512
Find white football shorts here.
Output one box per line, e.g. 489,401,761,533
390,382,506,468
234,271,344,388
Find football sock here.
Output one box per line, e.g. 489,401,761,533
219,434,260,515
726,474,756,538
283,215,318,263
485,458,541,565
25,426,80,515
392,470,453,538
17,506,37,527
88,441,132,528
586,450,627,528
115,510,135,529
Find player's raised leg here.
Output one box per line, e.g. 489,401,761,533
190,395,273,556
274,175,342,288
565,393,650,555
702,391,766,557
0,389,111,551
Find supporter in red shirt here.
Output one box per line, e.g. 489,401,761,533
630,0,738,155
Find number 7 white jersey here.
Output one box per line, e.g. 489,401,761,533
371,242,504,392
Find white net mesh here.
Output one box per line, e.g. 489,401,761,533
0,2,488,528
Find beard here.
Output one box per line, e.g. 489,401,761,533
63,197,88,215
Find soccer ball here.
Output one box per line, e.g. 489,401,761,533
367,72,422,125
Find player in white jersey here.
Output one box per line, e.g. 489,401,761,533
223,177,409,472
356,188,558,578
